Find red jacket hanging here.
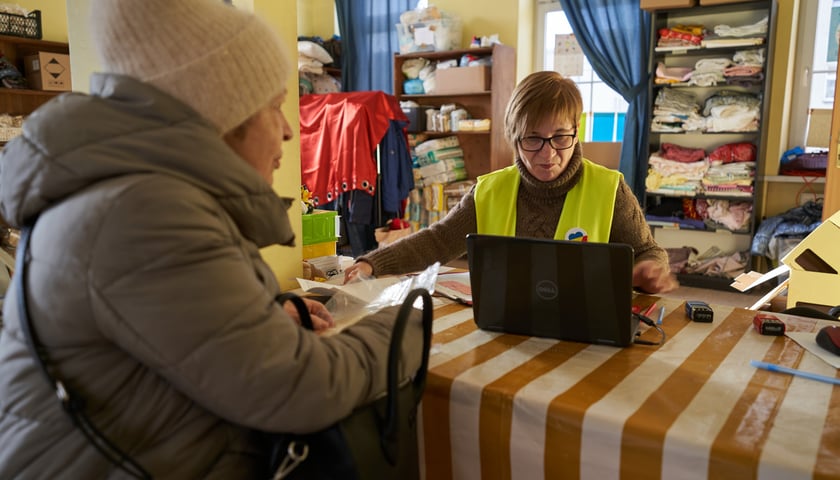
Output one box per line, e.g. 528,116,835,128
299,91,407,206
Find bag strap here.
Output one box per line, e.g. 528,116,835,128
276,288,433,466
14,222,152,480
275,292,314,330
382,288,433,465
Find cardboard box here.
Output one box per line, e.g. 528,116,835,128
433,66,490,94
781,210,840,309
24,52,72,91
640,0,696,10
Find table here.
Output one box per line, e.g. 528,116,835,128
418,297,840,479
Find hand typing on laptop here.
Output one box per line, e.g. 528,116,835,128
633,259,679,294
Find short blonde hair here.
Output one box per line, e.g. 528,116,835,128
504,71,583,148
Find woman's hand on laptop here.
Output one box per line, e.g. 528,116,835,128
343,260,374,284
633,260,679,294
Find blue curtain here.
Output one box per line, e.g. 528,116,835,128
335,0,413,93
558,0,651,201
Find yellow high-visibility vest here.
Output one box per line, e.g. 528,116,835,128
474,159,621,242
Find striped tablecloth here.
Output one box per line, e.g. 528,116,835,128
418,297,840,479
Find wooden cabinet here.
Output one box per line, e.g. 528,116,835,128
643,0,776,288
0,34,69,116
392,44,515,178
0,35,69,263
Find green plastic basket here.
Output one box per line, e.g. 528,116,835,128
301,210,339,246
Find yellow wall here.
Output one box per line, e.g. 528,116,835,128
763,0,798,179
253,0,305,291
297,0,335,38
756,0,799,220
65,0,94,94
16,0,66,42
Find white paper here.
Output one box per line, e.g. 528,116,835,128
434,271,472,304
787,330,840,369
731,264,790,292
553,33,583,77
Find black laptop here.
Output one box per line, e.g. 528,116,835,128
466,234,638,347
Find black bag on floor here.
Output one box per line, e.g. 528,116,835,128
270,289,433,480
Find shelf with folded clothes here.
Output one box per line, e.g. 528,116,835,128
651,83,762,92
645,215,752,233
644,0,775,290
410,130,490,137
654,40,766,56
647,222,752,236
650,129,761,135
649,88,765,135
645,193,754,235
646,190,754,200
400,92,492,99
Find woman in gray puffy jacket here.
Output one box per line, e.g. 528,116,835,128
0,0,424,477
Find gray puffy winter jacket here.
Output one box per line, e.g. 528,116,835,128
0,73,423,478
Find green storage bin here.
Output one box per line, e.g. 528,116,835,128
302,209,339,246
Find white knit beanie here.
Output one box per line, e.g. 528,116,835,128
90,0,290,134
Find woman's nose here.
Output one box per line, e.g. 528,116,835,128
280,113,293,141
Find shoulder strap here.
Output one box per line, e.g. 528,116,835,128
14,222,152,480
276,292,314,330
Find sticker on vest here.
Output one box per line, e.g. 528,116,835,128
565,228,588,242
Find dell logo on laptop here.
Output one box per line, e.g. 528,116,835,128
535,280,558,300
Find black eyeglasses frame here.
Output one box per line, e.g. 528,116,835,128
518,129,578,152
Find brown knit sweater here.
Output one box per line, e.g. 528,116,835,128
358,144,669,275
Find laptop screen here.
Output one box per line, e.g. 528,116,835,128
466,234,637,346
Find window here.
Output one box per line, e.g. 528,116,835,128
788,0,837,147
534,0,628,142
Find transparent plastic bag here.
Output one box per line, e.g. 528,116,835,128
305,262,440,334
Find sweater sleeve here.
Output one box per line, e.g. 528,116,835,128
358,188,479,275
609,179,670,269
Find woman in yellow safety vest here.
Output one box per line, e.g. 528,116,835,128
345,71,677,294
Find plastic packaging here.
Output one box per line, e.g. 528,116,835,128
317,263,440,333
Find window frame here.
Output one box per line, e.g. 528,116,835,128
787,0,836,147
533,0,628,143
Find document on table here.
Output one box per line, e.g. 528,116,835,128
434,271,472,305
786,323,840,369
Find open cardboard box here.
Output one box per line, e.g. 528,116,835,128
732,210,840,310
780,210,840,310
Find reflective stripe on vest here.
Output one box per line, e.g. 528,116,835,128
474,159,621,242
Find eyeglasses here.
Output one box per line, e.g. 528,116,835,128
518,130,577,152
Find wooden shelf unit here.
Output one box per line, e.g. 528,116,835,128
393,44,516,179
0,34,69,115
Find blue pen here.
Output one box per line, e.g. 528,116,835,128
750,360,840,386
656,306,665,325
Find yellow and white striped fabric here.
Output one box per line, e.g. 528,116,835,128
419,298,840,479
